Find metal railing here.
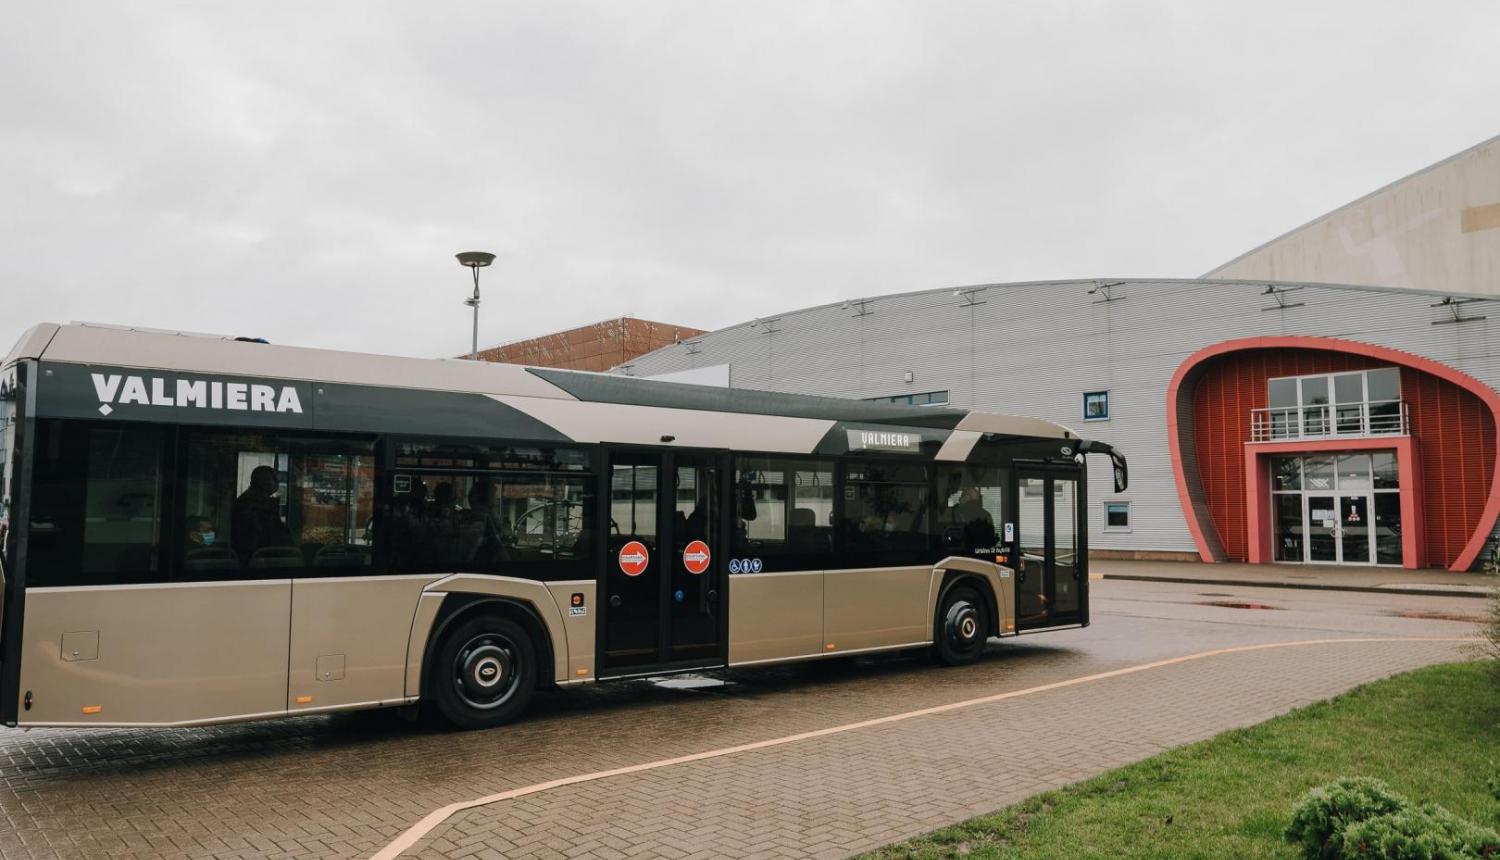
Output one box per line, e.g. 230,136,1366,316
1250,400,1409,442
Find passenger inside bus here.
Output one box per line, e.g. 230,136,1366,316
455,480,509,565
182,515,238,572
947,485,997,549
231,465,294,562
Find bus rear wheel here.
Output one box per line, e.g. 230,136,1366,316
933,584,988,666
431,615,537,730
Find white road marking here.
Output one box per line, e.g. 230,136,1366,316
369,636,1474,859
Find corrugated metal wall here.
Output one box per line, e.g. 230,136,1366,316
623,279,1500,561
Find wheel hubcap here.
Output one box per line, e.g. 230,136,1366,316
945,600,982,650
454,635,519,710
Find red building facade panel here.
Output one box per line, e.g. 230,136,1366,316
1177,342,1497,570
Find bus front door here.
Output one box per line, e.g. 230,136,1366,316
600,448,727,676
1014,467,1085,630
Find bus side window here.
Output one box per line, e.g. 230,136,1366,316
384,441,596,582
26,420,168,587
938,464,1006,556
837,461,932,567
179,431,376,579
731,456,835,572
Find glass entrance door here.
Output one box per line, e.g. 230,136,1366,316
600,448,726,675
1306,495,1338,562
1303,493,1375,564
1272,453,1402,567
1339,495,1372,565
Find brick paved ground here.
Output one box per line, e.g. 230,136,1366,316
0,580,1482,860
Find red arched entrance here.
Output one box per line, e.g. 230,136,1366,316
1166,337,1500,571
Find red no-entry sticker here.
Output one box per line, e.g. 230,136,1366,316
618,540,650,576
682,540,711,575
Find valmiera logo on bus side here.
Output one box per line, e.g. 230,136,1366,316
91,373,304,416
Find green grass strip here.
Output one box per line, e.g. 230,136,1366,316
864,661,1500,859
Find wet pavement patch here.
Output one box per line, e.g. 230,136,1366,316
1389,610,1488,623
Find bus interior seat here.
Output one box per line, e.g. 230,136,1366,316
313,544,372,567
247,546,302,568
184,546,240,572
788,507,832,552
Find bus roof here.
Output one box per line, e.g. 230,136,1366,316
5,322,1079,444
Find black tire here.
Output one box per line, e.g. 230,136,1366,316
429,614,537,730
932,583,989,666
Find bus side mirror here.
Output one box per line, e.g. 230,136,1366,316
1111,453,1128,494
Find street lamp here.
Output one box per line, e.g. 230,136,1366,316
456,251,495,360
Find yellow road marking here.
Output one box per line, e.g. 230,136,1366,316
370,636,1474,859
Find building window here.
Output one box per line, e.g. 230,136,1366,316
1083,391,1109,421
1104,501,1131,532
865,390,950,407
1262,367,1403,439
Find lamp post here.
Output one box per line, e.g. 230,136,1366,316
456,251,495,360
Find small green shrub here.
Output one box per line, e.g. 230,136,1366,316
1287,778,1410,860
1341,804,1500,859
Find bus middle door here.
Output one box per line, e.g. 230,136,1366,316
599,448,726,676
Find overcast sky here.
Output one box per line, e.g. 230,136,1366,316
3,1,1497,360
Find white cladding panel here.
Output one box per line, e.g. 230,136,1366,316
1208,136,1500,297
622,279,1500,557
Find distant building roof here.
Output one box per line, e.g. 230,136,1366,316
473,316,706,372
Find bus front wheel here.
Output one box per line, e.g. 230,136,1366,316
430,614,537,730
933,583,988,666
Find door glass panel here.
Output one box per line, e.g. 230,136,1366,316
1016,477,1048,623
1307,496,1337,562
1335,454,1371,491
1372,452,1400,489
1051,478,1079,616
669,457,719,662
1272,457,1301,491
1274,494,1304,562
1374,494,1403,564
1303,456,1335,492
1340,496,1370,564
604,456,661,669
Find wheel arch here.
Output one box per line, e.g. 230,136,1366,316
408,574,573,699
932,557,1008,638
420,594,558,699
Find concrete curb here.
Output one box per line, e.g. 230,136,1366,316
1100,573,1494,600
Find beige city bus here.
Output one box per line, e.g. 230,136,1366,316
0,323,1126,729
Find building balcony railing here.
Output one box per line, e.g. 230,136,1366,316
1249,400,1410,443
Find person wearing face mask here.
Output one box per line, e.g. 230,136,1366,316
185,516,217,548
184,515,237,571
